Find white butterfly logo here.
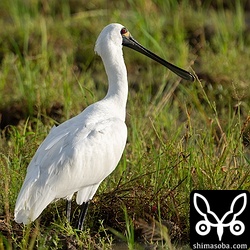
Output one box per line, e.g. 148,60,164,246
193,193,247,241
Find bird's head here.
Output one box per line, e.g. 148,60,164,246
95,23,124,57
95,23,195,81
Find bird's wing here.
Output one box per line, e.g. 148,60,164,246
15,116,127,223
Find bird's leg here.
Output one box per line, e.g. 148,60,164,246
77,201,89,230
66,199,72,222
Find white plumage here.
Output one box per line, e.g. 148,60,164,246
15,23,194,226
15,23,127,224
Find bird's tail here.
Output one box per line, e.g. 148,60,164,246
14,183,54,224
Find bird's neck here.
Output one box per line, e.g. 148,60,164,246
102,48,128,119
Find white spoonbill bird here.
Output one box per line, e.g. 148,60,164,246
14,23,194,230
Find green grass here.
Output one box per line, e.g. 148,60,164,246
0,0,250,249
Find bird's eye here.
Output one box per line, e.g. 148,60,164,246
120,27,128,35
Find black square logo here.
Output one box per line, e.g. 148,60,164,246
190,190,250,250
